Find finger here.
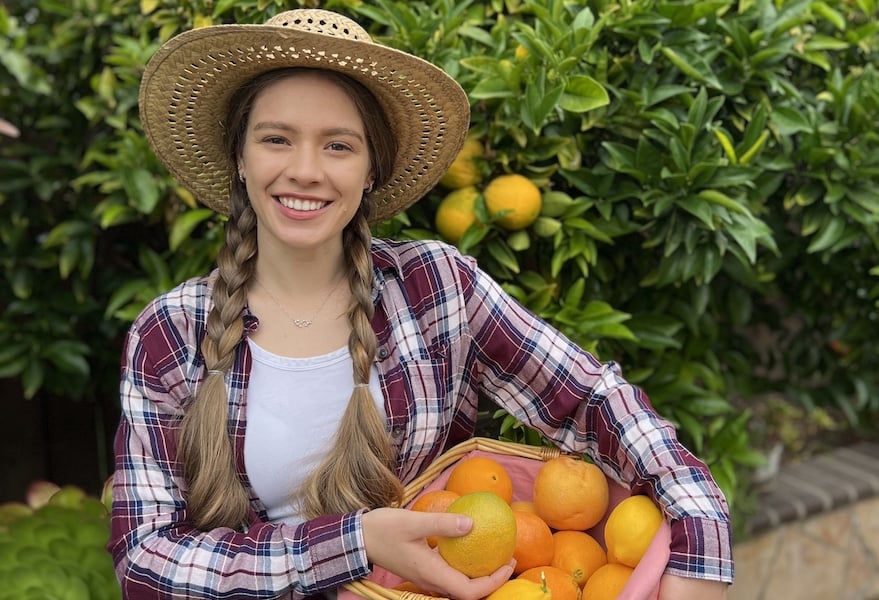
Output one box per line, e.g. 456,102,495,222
409,511,473,539
428,559,516,600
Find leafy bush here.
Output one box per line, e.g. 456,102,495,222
0,482,118,597
1,0,877,538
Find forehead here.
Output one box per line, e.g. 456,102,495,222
249,71,365,126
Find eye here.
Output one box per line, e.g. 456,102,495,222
264,136,288,145
328,141,353,152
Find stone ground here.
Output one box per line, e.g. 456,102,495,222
729,442,879,600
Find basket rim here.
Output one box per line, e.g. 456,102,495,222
341,437,563,600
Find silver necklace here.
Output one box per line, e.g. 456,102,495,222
256,276,344,328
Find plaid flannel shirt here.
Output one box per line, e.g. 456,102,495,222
108,238,734,598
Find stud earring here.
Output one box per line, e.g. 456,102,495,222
238,173,245,182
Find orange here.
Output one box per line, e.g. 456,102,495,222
519,565,581,600
511,500,537,514
409,489,460,547
604,495,663,568
436,491,517,578
483,173,542,231
580,563,634,600
533,455,609,530
511,510,555,575
551,530,607,587
440,138,484,189
445,456,514,504
486,577,551,600
434,186,481,244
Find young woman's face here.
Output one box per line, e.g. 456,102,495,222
238,72,374,253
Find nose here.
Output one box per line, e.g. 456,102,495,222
283,145,324,184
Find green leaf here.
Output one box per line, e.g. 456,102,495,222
806,216,846,253
559,75,609,113
810,1,846,30
770,106,812,134
470,78,516,100
43,341,90,376
486,239,520,274
123,168,160,214
169,209,214,251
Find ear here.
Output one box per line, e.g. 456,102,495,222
364,178,375,194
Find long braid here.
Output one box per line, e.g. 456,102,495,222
179,183,258,530
296,205,404,519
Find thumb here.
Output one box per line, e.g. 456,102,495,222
414,511,473,538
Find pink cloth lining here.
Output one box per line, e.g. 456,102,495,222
340,450,670,599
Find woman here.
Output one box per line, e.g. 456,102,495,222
109,8,733,599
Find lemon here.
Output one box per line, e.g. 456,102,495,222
434,186,481,243
486,577,552,600
604,495,664,568
483,174,542,231
440,138,484,189
436,491,517,578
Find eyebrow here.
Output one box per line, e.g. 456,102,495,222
251,121,365,142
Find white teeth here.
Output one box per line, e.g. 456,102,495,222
277,197,327,211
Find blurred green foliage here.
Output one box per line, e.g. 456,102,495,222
0,484,117,598
1,0,878,540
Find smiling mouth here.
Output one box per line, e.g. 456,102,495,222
276,196,329,212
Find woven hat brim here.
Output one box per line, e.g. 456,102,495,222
139,23,470,224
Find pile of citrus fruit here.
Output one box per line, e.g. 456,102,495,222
434,138,543,243
401,454,664,600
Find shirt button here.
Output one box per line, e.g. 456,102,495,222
390,425,405,438
377,347,389,359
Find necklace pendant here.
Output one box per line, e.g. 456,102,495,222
292,319,312,328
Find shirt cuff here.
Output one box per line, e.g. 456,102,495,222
292,509,372,593
665,515,735,583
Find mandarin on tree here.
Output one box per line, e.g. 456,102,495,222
581,563,634,600
436,491,517,578
519,565,580,600
434,186,482,244
550,529,607,588
604,494,664,568
511,510,555,575
533,455,609,530
439,137,484,189
409,489,460,548
483,173,542,231
444,456,513,503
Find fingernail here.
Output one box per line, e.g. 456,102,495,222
456,515,473,533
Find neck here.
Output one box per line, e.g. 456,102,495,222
255,251,347,295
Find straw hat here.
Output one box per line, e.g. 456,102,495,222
139,9,470,224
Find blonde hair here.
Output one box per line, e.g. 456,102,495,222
179,68,402,530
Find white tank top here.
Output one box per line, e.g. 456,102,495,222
244,339,385,525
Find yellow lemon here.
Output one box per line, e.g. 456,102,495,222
483,174,542,231
440,138,484,189
486,577,552,600
604,495,664,568
436,491,517,578
435,186,481,243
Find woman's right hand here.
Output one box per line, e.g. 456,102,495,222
361,507,514,600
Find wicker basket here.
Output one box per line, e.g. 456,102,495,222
340,436,671,600
341,437,562,600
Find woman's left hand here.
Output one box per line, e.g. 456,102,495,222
659,573,729,600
